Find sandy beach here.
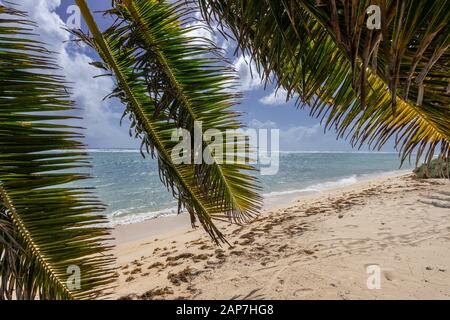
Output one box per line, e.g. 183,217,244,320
112,173,450,300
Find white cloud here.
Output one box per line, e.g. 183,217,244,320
259,88,289,105
185,12,217,43
248,120,320,140
248,119,277,129
233,54,263,92
279,123,354,151
185,24,216,43
282,123,321,143
245,120,355,151
184,11,229,50
18,0,135,148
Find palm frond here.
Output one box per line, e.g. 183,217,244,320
0,4,116,300
200,0,450,167
75,0,262,243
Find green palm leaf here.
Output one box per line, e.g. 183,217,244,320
0,4,116,299
200,0,450,167
75,0,262,243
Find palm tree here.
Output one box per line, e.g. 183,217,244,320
0,5,116,299
199,0,450,166
74,0,263,243
1,0,262,299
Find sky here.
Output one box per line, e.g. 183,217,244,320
14,0,397,152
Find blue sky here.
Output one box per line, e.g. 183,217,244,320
19,0,397,152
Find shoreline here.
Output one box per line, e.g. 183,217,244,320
112,170,409,245
112,172,450,299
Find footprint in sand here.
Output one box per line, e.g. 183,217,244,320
383,271,394,281
293,288,313,297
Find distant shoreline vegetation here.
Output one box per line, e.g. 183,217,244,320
414,158,450,179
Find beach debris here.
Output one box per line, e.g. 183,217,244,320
160,250,177,257
167,261,183,267
192,254,210,262
130,268,142,275
140,287,174,300
166,253,194,262
189,239,206,246
215,249,227,259
147,262,164,270
285,224,306,236
199,244,213,250
131,260,143,267
167,267,201,286
118,294,138,300
239,239,255,246
119,287,174,300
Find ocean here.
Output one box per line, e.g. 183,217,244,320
78,150,413,225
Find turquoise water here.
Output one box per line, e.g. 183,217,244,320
80,151,413,225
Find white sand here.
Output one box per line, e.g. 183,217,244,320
111,173,450,300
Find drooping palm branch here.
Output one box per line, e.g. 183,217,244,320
199,0,450,167
74,0,262,243
0,4,116,299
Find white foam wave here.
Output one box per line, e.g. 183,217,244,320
262,170,406,199
278,151,399,154
109,206,179,226
87,149,140,153
263,175,358,198
108,170,407,226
